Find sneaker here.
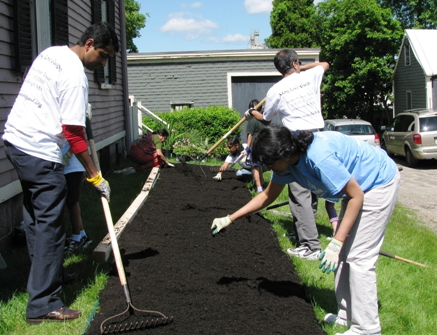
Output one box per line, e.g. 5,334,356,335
324,313,348,327
335,331,380,335
286,245,307,255
287,246,321,260
65,235,92,253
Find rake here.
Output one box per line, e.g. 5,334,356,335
99,197,173,333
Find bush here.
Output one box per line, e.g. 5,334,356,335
142,106,242,147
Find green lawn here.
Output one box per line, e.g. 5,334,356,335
0,161,436,335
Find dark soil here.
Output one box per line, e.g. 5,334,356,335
86,163,326,335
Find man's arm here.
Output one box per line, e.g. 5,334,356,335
251,110,271,125
300,61,329,73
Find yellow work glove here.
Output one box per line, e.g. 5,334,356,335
87,172,111,202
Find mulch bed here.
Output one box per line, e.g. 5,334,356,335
86,163,326,335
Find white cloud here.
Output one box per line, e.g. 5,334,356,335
190,2,203,8
244,0,273,14
160,12,219,39
181,2,204,9
208,34,249,44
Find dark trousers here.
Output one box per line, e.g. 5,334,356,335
5,141,67,318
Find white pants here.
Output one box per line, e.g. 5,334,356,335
335,171,400,334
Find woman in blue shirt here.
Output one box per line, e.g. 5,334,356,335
211,126,400,335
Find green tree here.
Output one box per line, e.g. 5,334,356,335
125,0,148,53
317,0,403,123
377,0,437,29
265,0,320,48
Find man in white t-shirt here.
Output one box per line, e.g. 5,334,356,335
3,22,118,324
248,49,329,260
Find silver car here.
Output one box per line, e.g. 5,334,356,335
323,119,381,148
381,109,437,167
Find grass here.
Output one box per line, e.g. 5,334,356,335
1,160,436,334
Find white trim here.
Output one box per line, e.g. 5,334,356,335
94,131,126,151
0,180,22,204
226,71,281,108
426,76,433,108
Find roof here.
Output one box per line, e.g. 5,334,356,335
405,29,437,76
127,48,321,64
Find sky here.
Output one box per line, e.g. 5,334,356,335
133,0,322,53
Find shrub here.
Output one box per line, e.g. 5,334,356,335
142,106,242,148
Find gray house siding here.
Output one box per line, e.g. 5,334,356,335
128,60,279,113
0,0,128,250
394,44,427,114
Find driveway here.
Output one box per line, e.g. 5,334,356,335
393,156,437,234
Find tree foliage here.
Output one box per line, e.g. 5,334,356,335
377,0,437,29
317,0,403,122
125,0,148,53
265,0,320,48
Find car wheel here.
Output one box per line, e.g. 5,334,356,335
405,147,418,167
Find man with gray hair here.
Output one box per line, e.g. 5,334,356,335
247,48,329,260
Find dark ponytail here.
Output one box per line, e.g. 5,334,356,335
252,126,314,164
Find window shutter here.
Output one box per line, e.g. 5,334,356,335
92,0,105,82
107,0,116,83
92,0,103,23
13,0,33,74
51,0,69,46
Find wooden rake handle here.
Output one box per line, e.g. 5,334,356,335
379,250,437,271
206,97,266,155
101,197,129,286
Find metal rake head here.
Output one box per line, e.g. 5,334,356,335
100,303,173,334
209,166,235,173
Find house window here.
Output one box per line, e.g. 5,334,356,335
92,0,116,88
406,91,412,110
170,102,194,111
13,0,68,74
404,44,411,66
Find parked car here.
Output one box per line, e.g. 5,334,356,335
323,119,381,148
380,109,437,167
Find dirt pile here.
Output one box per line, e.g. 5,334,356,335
86,163,325,335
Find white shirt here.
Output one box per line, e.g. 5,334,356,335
263,65,325,131
3,46,88,163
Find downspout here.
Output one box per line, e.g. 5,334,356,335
119,0,132,154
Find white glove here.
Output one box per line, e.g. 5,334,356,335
211,216,233,235
244,109,254,120
318,238,343,274
238,150,247,164
167,162,175,167
213,173,222,181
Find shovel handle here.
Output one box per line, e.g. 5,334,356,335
206,98,266,155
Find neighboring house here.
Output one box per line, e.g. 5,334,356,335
392,29,437,115
0,0,131,250
127,48,320,139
